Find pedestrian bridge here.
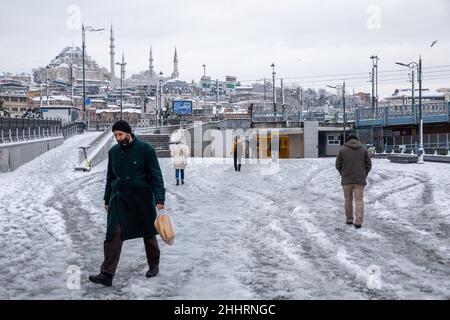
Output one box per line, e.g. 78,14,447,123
356,102,450,127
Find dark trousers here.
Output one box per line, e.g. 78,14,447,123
234,153,241,171
175,169,185,181
100,224,160,276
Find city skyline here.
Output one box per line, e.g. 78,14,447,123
1,0,449,98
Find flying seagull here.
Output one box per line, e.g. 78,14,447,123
431,40,438,47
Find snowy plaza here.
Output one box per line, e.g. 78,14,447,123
0,132,448,299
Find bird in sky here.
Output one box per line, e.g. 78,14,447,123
431,40,438,47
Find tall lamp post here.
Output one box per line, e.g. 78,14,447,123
271,63,276,113
370,55,379,114
158,71,163,126
297,87,304,120
201,65,206,105
327,82,346,144
116,53,127,121
82,24,104,126
396,57,423,163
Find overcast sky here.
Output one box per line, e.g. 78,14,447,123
1,0,449,98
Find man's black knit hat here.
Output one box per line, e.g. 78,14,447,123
112,120,132,134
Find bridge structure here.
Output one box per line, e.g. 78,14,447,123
355,102,450,154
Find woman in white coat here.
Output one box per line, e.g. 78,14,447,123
170,136,190,185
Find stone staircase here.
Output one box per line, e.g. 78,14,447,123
137,134,171,158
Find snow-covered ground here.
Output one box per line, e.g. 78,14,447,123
0,132,449,299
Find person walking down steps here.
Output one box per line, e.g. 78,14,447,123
89,120,166,287
170,134,190,185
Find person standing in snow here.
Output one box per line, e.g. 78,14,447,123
271,133,280,163
335,134,372,229
89,120,166,287
170,135,190,185
231,136,243,172
248,103,254,120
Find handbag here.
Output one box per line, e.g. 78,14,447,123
154,208,175,245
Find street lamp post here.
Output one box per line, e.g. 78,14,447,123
46,79,50,107
116,58,126,121
297,87,304,120
155,78,159,127
370,55,379,114
327,82,346,144
69,63,75,106
82,24,104,126
158,71,163,126
263,78,267,108
419,56,423,163
410,69,415,124
271,63,276,113
396,57,424,163
201,65,206,105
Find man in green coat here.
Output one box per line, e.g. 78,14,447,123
89,120,166,286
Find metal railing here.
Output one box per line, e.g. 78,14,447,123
0,120,85,144
252,111,326,122
0,126,62,143
383,132,450,154
0,117,61,130
357,101,449,121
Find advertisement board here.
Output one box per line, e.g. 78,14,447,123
173,100,193,115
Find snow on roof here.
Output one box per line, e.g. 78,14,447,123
96,108,141,114
390,90,446,99
60,46,82,55
163,78,190,86
164,78,182,83
236,86,253,90
32,95,73,102
39,104,78,109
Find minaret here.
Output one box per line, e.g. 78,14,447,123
149,46,155,77
110,24,115,83
171,47,179,79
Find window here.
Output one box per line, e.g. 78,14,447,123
328,135,340,145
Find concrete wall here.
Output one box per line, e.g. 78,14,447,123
76,127,113,171
0,137,64,173
185,119,252,158
183,123,305,159
88,136,115,168
303,121,319,158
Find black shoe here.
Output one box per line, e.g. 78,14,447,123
346,221,354,225
354,224,362,229
181,180,184,185
176,180,179,185
146,265,159,278
88,272,113,286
